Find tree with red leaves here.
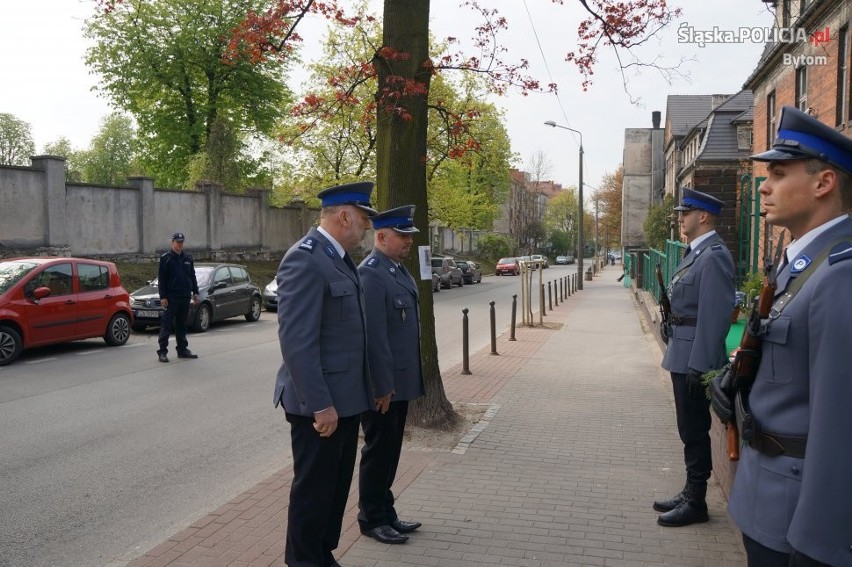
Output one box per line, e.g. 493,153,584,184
218,0,682,427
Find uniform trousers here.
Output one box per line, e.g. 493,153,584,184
670,372,712,484
742,534,830,567
284,411,360,567
358,400,409,530
158,296,191,354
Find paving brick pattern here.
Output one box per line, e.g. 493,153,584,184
131,271,746,566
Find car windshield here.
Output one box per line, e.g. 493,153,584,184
497,258,514,264
0,261,39,295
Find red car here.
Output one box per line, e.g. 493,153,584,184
495,257,520,276
0,257,133,366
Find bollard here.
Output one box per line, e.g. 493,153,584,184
567,275,572,296
462,308,472,374
559,277,564,300
509,294,517,341
489,300,499,355
549,281,554,309
540,284,546,321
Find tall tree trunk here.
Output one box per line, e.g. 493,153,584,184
376,0,458,429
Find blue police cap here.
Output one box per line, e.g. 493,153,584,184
673,188,725,216
317,181,377,216
371,205,419,233
171,232,185,242
752,105,852,174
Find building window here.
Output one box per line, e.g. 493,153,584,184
767,91,777,148
796,66,808,111
838,27,848,127
737,124,753,151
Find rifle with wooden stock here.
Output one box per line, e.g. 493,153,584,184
713,230,786,461
655,263,672,344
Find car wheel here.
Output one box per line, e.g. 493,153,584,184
457,276,464,287
131,322,148,332
0,325,23,366
192,303,212,333
245,296,262,322
104,312,131,346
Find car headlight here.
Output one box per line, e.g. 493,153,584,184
265,282,277,293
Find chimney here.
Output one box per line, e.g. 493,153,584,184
652,111,661,129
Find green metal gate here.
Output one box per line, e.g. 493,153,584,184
737,174,765,286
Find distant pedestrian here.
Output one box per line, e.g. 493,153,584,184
156,232,199,362
609,253,615,266
357,205,425,546
727,106,852,566
654,188,734,527
274,181,376,566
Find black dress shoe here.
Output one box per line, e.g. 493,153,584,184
177,350,198,359
390,518,422,534
657,500,709,527
361,525,408,544
158,352,169,363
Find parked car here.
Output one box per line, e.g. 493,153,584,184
130,263,262,332
530,254,549,268
456,260,482,284
431,257,464,288
555,254,575,265
0,257,133,366
262,278,278,311
495,257,520,276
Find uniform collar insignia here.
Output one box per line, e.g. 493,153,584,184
790,255,811,273
325,245,335,258
389,266,396,273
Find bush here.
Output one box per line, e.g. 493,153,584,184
739,271,764,314
476,233,514,260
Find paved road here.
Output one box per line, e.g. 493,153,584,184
0,267,572,566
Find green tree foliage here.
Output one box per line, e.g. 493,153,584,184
644,193,675,250
544,188,579,253
186,116,271,191
78,113,139,185
85,0,290,188
476,232,514,260
43,137,83,182
545,230,571,257
596,166,623,251
0,113,35,166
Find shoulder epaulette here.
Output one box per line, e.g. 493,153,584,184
298,237,318,252
828,241,852,265
365,257,379,268
711,243,724,251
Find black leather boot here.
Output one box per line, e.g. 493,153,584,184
653,482,687,512
657,483,709,527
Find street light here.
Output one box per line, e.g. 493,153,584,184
544,120,584,290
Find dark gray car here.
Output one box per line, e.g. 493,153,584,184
456,260,482,284
130,263,262,332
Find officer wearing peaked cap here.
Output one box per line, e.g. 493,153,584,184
156,231,200,362
654,187,735,528
357,205,425,545
274,181,375,566
727,106,852,566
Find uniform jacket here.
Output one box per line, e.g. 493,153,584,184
158,250,199,299
273,228,372,418
729,216,852,566
661,232,735,374
358,249,425,402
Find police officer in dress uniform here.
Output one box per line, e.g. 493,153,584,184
156,232,200,362
357,205,425,545
654,188,735,527
726,106,852,566
274,182,376,567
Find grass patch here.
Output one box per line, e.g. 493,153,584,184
116,260,281,292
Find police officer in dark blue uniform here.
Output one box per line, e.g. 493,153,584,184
654,189,734,527
357,205,425,545
274,182,376,567
157,232,200,363
726,106,852,566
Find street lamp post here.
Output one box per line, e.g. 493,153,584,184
544,120,584,290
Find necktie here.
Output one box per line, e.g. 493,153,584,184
343,254,358,275
778,249,789,274
683,246,691,259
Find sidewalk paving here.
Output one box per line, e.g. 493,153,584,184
130,270,746,567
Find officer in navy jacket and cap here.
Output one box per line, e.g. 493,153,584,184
274,181,376,566
356,205,425,545
156,231,200,362
726,106,852,566
654,188,735,527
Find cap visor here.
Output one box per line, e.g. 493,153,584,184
354,204,378,216
750,148,811,162
392,226,420,234
673,205,693,212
